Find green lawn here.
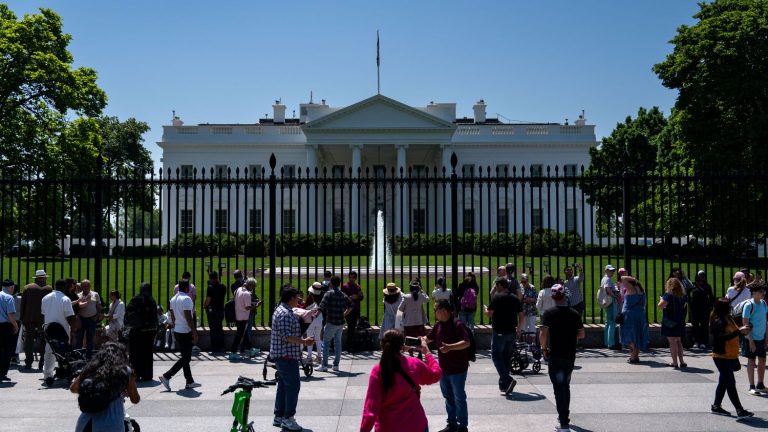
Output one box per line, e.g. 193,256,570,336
2,254,761,326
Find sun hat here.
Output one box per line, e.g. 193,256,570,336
551,284,566,300
383,282,401,295
307,282,323,296
34,269,47,278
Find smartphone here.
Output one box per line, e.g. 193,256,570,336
405,336,421,347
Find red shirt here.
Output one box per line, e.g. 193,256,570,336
426,318,470,375
342,282,363,310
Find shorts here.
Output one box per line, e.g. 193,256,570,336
741,338,767,359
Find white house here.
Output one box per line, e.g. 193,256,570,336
158,94,597,244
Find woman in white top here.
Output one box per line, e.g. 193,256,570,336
105,290,125,341
727,271,751,310
431,277,452,302
536,275,557,315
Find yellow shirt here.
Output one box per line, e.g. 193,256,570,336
712,320,740,360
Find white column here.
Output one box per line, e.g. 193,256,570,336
396,144,409,235
351,144,362,234
306,144,318,234
439,144,453,233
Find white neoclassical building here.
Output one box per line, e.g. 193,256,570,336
158,94,597,243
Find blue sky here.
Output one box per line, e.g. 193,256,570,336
6,0,700,168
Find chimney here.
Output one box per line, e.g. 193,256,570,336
473,99,486,124
575,110,586,126
171,110,184,126
273,100,286,124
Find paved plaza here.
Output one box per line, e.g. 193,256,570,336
1,348,768,432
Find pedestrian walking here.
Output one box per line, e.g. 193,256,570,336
483,278,523,396
0,279,19,381
41,279,75,386
709,298,754,418
159,279,200,391
125,282,158,381
741,283,767,395
539,284,585,432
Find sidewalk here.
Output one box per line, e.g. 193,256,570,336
1,348,767,431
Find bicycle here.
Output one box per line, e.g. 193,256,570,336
221,376,276,432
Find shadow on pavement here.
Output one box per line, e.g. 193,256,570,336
737,417,768,428
506,392,545,402
174,388,202,398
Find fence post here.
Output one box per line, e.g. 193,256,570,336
93,152,104,297
622,169,631,274
450,153,459,289
268,154,277,314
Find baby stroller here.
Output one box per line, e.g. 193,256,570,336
261,354,313,381
42,322,88,386
510,331,542,375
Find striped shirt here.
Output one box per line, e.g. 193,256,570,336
270,303,302,360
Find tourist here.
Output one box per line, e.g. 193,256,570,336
244,277,262,354
709,298,754,417
0,279,19,381
539,284,585,432
204,271,227,353
342,271,364,351
321,270,333,289
71,342,141,431
726,272,751,322
154,305,172,350
379,283,403,340
20,269,51,369
41,279,75,386
360,329,442,432
741,283,767,395
319,275,352,372
496,266,506,280
173,271,197,302
75,280,101,359
536,275,557,317
270,286,315,432
159,279,200,391
230,269,245,295
398,279,430,340
599,265,620,349
619,276,648,363
303,282,325,364
231,277,256,354
483,278,523,396
670,267,694,295
9,282,21,365
520,274,537,336
564,264,585,318
452,272,478,333
616,268,628,301
426,300,471,432
505,263,522,298
690,270,715,349
659,278,688,368
125,282,158,381
104,290,125,342
432,277,452,302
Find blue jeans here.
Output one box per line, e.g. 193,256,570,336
490,332,516,389
322,323,344,368
76,316,97,359
604,302,617,347
439,371,468,428
273,358,301,418
458,311,475,333
548,356,575,429
244,310,255,349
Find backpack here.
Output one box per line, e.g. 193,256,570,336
78,377,121,413
597,285,613,309
736,299,766,327
458,321,477,362
460,287,477,311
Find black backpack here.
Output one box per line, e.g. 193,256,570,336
461,322,477,362
78,377,121,413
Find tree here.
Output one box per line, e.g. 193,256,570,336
653,0,768,171
0,4,106,172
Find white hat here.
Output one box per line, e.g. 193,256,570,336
307,282,323,296
604,265,615,272
35,269,47,278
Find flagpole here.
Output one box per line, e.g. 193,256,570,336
377,30,380,95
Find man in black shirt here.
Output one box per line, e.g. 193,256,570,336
483,278,523,396
204,272,227,353
539,284,585,432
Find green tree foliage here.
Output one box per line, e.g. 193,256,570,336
653,0,768,170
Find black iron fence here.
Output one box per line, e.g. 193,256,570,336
1,154,766,326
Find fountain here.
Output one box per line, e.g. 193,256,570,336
369,209,392,271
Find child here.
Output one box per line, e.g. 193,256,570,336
104,290,125,341
742,283,767,395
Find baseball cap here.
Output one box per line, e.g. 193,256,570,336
551,284,566,299
605,265,615,271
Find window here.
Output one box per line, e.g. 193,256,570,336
215,209,228,234
249,209,262,234
563,164,577,187
461,164,475,177
333,209,345,233
412,208,426,234
282,165,296,178
531,208,543,230
282,209,296,234
215,164,228,179
566,208,577,232
497,208,509,234
248,164,263,179
180,165,193,180
332,165,345,179
373,165,386,179
530,164,543,187
463,208,475,233
180,209,194,234
412,165,427,179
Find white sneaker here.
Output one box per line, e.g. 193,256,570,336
748,387,762,396
318,366,328,372
272,416,284,427
280,417,302,431
164,344,170,350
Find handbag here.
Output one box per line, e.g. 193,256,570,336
732,359,741,372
